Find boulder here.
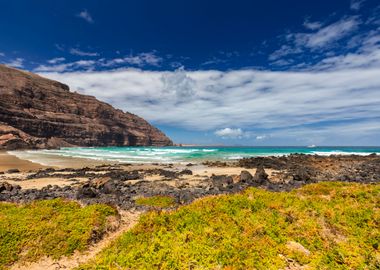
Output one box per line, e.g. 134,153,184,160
0,181,21,192
253,166,268,184
211,175,233,189
76,183,97,198
179,169,193,175
6,168,20,174
239,170,253,183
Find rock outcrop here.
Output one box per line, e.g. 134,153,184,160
0,64,172,149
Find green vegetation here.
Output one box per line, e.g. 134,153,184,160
80,182,380,269
135,195,177,208
0,199,117,269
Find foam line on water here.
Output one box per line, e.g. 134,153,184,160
7,147,380,165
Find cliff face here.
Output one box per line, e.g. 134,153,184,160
0,65,173,150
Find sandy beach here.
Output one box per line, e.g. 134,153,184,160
0,151,48,172
1,150,268,190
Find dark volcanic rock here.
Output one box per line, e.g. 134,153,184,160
0,181,21,192
6,168,20,174
0,64,172,149
253,166,268,184
76,183,98,199
179,169,193,175
239,170,253,183
211,174,234,189
239,157,287,170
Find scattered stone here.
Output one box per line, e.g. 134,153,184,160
6,168,20,174
0,181,21,192
76,184,97,199
91,177,111,189
239,170,253,183
253,166,268,184
211,174,233,189
179,169,193,175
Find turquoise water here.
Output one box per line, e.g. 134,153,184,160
12,146,380,164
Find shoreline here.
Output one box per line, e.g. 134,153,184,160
4,146,380,172
0,151,49,172
2,150,120,171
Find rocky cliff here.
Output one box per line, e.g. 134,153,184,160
0,64,173,150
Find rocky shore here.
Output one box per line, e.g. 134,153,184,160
1,154,379,210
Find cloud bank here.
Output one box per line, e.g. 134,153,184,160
39,64,380,144
29,7,380,145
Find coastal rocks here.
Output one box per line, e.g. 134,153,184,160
1,155,380,211
0,182,21,192
6,168,20,174
76,183,98,199
238,154,380,184
253,166,268,184
239,157,287,170
211,175,234,189
239,170,253,183
0,64,172,150
106,171,141,181
180,169,193,175
202,161,229,167
145,168,193,179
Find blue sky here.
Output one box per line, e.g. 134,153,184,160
1,0,380,145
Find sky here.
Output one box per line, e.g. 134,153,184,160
0,0,380,146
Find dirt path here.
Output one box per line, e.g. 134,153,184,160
10,210,141,270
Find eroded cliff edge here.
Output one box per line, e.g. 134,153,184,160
0,64,173,149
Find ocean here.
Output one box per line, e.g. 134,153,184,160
8,146,380,165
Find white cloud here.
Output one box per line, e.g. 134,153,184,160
35,52,162,73
350,0,365,11
215,128,248,139
77,10,94,23
256,135,267,140
4,58,24,68
269,45,302,61
34,60,96,72
0,52,4,57
161,67,195,100
303,20,323,30
311,28,380,70
47,57,65,64
69,48,99,57
293,17,360,49
103,52,162,67
270,17,360,62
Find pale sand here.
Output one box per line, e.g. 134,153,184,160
5,177,89,190
0,151,49,172
5,150,115,169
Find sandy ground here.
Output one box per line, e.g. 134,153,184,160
4,177,89,190
0,151,49,172
3,150,117,170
